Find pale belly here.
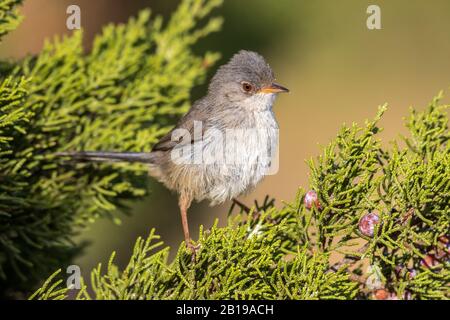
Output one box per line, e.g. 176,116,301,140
197,112,279,204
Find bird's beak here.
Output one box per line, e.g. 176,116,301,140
259,82,289,94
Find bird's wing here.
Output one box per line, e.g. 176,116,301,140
152,101,210,152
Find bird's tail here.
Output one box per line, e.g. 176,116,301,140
55,151,155,163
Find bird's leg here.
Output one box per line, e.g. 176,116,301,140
178,194,200,258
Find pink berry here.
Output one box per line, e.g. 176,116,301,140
304,190,320,210
358,212,380,237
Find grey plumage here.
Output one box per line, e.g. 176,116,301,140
56,151,156,163
58,50,288,253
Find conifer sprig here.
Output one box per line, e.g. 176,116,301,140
31,95,449,300
0,0,222,296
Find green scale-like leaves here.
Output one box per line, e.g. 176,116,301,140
31,94,449,300
0,0,448,300
0,0,222,296
0,0,22,41
30,225,358,300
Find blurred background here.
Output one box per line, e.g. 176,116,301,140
1,0,449,277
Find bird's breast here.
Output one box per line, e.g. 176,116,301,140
198,109,279,204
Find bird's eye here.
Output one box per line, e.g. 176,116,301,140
241,82,253,93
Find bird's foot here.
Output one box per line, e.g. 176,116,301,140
186,242,201,262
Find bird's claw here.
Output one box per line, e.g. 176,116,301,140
186,242,201,262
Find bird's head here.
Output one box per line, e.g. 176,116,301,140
208,50,289,111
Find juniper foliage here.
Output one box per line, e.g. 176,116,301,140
1,0,448,300
31,96,449,300
0,0,22,41
0,0,222,297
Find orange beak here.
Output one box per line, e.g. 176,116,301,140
259,82,289,94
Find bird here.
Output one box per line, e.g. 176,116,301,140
58,50,289,255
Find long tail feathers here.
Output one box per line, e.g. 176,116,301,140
55,151,155,164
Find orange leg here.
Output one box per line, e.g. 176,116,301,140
178,193,199,256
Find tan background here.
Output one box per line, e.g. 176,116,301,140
1,0,449,275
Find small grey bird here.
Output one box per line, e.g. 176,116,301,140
59,50,288,253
